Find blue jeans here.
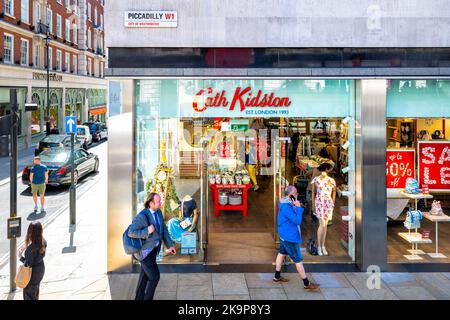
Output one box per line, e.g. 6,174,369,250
279,239,303,263
135,246,160,300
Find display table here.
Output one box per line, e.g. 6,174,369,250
422,212,450,259
399,191,433,210
398,232,432,260
210,184,252,217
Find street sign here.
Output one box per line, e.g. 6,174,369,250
65,116,76,134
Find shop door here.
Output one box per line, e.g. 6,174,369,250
200,137,211,265
273,136,291,244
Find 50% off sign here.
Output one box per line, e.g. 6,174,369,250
386,149,415,189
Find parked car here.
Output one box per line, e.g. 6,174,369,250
35,134,84,156
22,147,99,187
83,122,108,142
76,125,93,149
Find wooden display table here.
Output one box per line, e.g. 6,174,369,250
398,232,432,260
210,184,252,217
423,212,450,258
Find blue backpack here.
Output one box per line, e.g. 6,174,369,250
122,211,151,255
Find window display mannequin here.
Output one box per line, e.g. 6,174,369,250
167,195,198,244
311,168,336,256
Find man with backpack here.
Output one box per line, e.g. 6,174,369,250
127,192,176,300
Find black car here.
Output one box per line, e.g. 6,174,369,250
35,134,84,155
23,148,99,186
83,122,108,142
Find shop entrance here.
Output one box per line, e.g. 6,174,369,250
173,117,354,265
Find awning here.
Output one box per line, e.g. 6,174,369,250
89,106,107,115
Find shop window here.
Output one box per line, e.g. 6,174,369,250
31,93,41,135
386,79,450,263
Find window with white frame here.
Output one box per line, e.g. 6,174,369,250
20,39,29,66
48,48,52,69
87,58,92,75
57,0,62,4
46,8,53,33
73,55,77,74
87,28,91,49
65,53,70,73
73,0,78,15
57,15,62,38
56,50,62,71
94,7,98,26
5,0,14,17
100,14,103,30
73,24,78,44
3,34,14,64
66,0,70,8
87,3,91,21
100,62,103,78
21,0,29,23
34,44,41,68
65,19,71,42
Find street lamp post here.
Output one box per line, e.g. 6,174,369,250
45,33,50,135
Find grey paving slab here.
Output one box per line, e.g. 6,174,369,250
245,273,283,289
249,288,287,300
154,291,177,300
285,289,325,300
177,285,214,300
381,273,418,287
413,273,450,299
354,288,399,300
389,286,437,300
442,273,450,281
310,273,352,288
321,288,362,300
214,295,251,300
345,272,391,291
156,274,178,292
178,273,212,287
212,273,249,295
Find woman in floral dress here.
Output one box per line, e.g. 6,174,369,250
311,171,336,256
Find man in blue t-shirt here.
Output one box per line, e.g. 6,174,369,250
30,156,48,213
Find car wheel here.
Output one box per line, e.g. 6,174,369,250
93,159,99,173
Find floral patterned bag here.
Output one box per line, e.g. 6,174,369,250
404,208,422,229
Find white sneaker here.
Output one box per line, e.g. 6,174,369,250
322,247,329,256
317,247,323,256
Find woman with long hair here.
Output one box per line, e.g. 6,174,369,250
18,222,47,300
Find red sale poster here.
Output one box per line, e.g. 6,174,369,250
418,141,450,191
219,142,231,158
386,149,415,189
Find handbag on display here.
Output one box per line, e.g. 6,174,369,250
430,200,444,215
15,264,32,289
421,230,431,239
404,208,423,230
404,178,420,194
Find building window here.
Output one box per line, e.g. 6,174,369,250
87,59,92,75
65,53,70,73
47,8,53,34
56,50,62,71
87,3,91,21
66,0,70,8
5,0,14,17
57,15,62,38
100,14,103,30
34,44,41,68
73,55,77,74
20,39,29,66
48,48,52,70
100,62,103,78
73,24,78,44
87,28,91,49
3,34,14,64
94,7,98,26
21,0,29,23
73,0,78,15
65,19,71,42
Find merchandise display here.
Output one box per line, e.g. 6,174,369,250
404,178,420,194
430,200,444,215
404,208,423,230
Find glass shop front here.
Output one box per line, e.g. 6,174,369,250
133,79,357,265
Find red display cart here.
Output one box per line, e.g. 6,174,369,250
210,183,252,217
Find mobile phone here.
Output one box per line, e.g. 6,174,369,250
289,195,297,202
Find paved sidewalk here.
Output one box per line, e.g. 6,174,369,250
0,146,35,182
1,164,450,300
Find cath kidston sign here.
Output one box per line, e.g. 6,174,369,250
418,141,450,191
124,11,177,28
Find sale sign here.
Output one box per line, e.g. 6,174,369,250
219,142,231,158
418,141,450,191
386,149,415,189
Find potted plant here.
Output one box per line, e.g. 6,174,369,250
17,20,22,25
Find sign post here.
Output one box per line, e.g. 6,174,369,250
9,89,18,292
65,116,77,226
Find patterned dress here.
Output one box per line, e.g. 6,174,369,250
311,175,336,220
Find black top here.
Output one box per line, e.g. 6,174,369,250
20,240,47,268
182,199,197,218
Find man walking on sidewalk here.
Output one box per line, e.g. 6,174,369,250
30,156,48,213
273,185,320,291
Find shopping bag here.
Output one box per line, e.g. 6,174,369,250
15,264,32,289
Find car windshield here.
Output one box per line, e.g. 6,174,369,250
39,150,70,163
41,135,63,143
77,128,86,135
